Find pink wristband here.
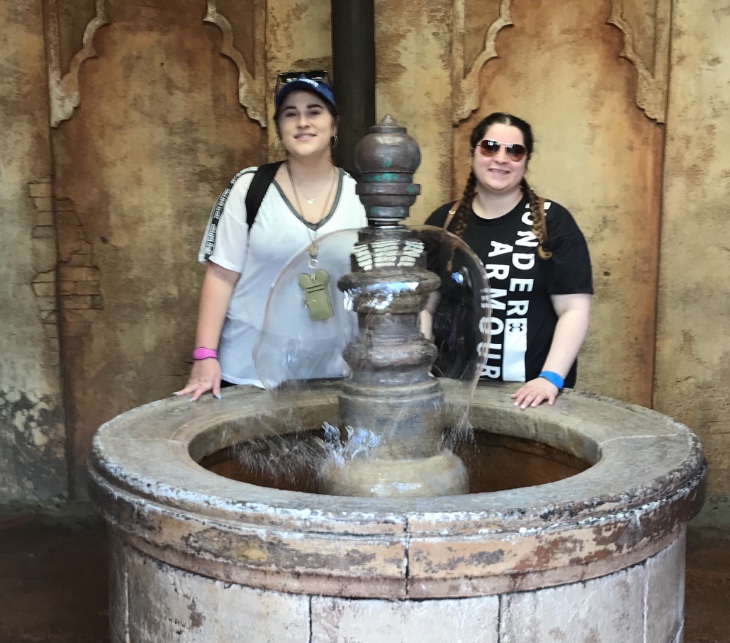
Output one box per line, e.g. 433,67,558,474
192,347,218,361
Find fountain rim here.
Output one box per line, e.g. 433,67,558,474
89,382,705,525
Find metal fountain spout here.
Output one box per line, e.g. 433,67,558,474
317,115,469,497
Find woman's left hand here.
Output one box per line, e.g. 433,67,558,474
511,377,559,410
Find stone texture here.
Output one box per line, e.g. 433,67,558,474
119,537,310,643
0,506,723,643
108,535,129,643
653,0,730,496
0,389,67,501
497,535,687,643
311,595,499,642
0,0,66,503
501,564,645,642
646,532,685,643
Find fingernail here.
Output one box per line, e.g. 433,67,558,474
215,393,222,400
189,397,195,402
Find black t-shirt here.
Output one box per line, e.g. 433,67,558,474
425,196,593,386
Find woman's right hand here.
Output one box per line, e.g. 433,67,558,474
176,261,240,402
174,358,222,401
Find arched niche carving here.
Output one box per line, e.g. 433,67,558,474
451,0,512,124
204,0,266,126
607,0,670,123
44,0,110,127
44,0,267,128
451,0,671,124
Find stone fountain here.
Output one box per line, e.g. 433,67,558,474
89,117,706,642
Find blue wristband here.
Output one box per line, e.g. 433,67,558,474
539,370,564,390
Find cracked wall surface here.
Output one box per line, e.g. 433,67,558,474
0,2,67,501
29,179,62,367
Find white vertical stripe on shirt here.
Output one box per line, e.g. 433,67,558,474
503,317,527,381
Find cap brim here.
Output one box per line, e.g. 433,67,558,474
275,80,336,110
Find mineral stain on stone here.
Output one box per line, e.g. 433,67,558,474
0,389,66,500
188,599,205,628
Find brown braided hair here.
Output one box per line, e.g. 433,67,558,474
447,112,552,260
521,177,552,260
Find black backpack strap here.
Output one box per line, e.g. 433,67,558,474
245,161,284,230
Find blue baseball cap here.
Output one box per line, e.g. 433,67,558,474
275,76,337,112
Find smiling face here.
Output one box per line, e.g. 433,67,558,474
472,123,528,196
276,89,338,161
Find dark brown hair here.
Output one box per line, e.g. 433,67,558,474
450,112,551,260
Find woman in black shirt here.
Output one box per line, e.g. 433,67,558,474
426,113,593,409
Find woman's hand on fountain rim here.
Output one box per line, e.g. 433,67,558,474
174,358,222,401
511,377,559,410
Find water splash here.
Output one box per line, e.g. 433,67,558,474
220,419,382,491
321,422,381,466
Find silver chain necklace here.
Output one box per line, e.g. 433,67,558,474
287,163,337,269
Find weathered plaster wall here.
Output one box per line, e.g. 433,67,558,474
375,0,454,221
51,0,266,495
266,0,332,150
0,1,68,500
655,0,730,494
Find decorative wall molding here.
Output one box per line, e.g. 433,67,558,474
451,0,670,124
607,0,671,123
204,0,267,126
44,0,109,128
44,0,267,128
452,0,513,123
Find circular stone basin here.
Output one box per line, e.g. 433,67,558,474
199,430,591,494
89,382,706,642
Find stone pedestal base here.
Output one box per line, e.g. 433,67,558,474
109,531,686,643
319,450,468,497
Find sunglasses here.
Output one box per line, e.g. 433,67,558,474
477,139,527,162
275,70,330,94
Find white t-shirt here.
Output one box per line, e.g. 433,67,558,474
198,167,367,386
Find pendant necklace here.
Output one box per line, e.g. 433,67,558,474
288,163,338,321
